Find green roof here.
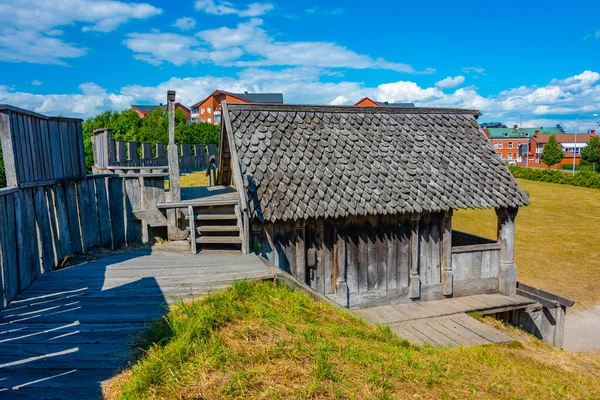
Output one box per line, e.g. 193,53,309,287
486,126,563,139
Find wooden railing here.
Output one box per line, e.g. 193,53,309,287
451,230,501,296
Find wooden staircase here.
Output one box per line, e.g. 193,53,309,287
186,198,242,253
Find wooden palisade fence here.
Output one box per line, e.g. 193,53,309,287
0,105,167,308
92,128,217,175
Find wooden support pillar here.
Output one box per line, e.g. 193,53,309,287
167,90,181,203
409,214,421,299
91,128,115,174
496,207,518,295
336,226,348,307
441,210,453,296
188,206,196,255
295,221,306,283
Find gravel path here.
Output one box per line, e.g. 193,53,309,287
563,305,600,352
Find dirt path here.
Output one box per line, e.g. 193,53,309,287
563,305,600,352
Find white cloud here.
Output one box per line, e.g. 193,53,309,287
0,0,162,65
305,6,344,15
195,0,273,17
461,67,486,75
435,76,465,89
1,70,598,133
172,17,196,31
128,19,434,74
31,80,43,86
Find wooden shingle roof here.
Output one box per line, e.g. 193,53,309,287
222,103,530,223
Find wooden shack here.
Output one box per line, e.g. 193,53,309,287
218,103,530,309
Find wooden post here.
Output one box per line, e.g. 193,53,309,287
141,142,152,159
0,112,18,187
336,226,348,307
127,142,139,160
409,214,421,299
441,210,453,296
188,206,196,255
496,207,518,295
91,128,115,173
156,143,165,158
167,91,180,203
116,141,126,162
295,221,306,283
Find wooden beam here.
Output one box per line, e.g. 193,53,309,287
167,90,180,203
441,210,453,296
496,207,518,295
409,214,420,299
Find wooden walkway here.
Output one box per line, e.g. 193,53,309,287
0,246,274,399
354,294,536,347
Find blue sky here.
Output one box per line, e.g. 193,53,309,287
0,0,599,131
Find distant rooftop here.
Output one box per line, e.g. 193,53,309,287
485,126,564,139
374,101,415,107
191,90,283,108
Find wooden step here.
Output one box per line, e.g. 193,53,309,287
197,226,239,232
195,214,237,221
196,236,242,244
157,198,238,209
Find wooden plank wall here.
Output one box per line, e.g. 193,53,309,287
262,213,446,308
0,107,86,186
110,143,212,173
0,175,162,308
452,246,500,297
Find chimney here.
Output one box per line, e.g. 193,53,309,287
592,129,596,136
535,130,539,136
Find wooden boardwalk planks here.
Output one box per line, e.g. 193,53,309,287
353,293,533,347
0,249,274,398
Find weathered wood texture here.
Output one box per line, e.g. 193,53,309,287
0,105,85,186
0,250,274,398
91,128,214,174
0,175,161,309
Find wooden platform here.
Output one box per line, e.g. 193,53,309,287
0,247,274,399
158,185,238,208
354,294,536,347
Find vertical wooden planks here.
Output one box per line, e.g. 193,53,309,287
376,226,387,293
409,214,421,299
116,141,127,162
127,142,139,160
15,190,39,290
141,142,152,159
53,184,72,257
108,177,125,248
386,220,398,291
156,143,165,158
0,193,18,307
367,223,377,291
48,120,64,179
322,222,333,295
95,177,112,248
125,177,142,244
0,112,18,187
346,229,359,293
33,186,54,275
295,222,306,283
78,179,101,251
358,229,368,292
65,182,83,254
430,214,441,285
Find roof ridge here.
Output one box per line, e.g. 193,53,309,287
226,103,481,116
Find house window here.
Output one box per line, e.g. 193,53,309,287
508,153,513,160
493,143,499,149
201,108,205,114
207,107,211,113
215,114,221,123
208,118,212,123
201,118,205,122
498,142,503,149
508,142,513,149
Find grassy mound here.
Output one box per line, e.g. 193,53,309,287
105,281,600,399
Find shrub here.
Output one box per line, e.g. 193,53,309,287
509,165,600,189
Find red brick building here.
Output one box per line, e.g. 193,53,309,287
524,131,597,168
131,103,191,120
190,90,283,124
483,126,563,165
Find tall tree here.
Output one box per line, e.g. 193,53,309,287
581,135,600,165
540,135,564,168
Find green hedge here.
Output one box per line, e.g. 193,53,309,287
561,164,598,172
509,165,600,189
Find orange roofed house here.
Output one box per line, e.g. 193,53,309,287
525,130,597,168
191,90,283,124
354,96,415,107
131,103,191,121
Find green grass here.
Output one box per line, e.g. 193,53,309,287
454,179,600,310
105,281,600,399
